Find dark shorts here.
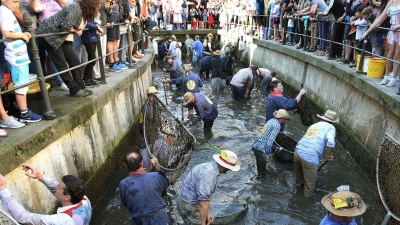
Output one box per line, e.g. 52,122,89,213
256,14,265,27
107,14,120,41
273,17,280,25
344,23,356,42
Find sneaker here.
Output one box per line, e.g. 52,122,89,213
307,47,316,52
58,83,69,91
133,53,143,59
314,51,320,55
380,74,391,85
316,51,326,56
117,62,129,70
349,27,356,35
131,59,137,64
71,89,91,97
349,63,356,68
83,88,94,95
109,64,122,72
19,110,42,123
339,59,350,64
386,77,396,87
0,116,25,128
85,79,100,88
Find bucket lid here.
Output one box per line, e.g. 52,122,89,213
370,57,385,60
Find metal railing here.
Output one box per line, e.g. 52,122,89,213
0,13,146,120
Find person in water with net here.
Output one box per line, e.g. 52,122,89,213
177,150,240,225
119,151,169,225
139,86,159,136
320,188,366,224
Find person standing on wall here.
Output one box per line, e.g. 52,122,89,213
294,110,338,197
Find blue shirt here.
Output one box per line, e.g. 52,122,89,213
186,93,218,124
255,0,265,14
179,161,220,204
171,72,203,93
119,172,169,220
320,213,357,225
265,94,297,130
192,40,204,57
200,56,212,69
252,118,281,157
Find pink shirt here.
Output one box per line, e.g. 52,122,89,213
32,0,62,23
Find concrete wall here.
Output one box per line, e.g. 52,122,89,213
0,53,153,214
219,30,400,180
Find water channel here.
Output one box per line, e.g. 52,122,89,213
91,60,379,224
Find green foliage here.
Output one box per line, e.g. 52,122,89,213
200,142,222,154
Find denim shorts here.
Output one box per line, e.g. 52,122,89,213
7,62,29,95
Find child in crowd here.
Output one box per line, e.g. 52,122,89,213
284,7,295,45
202,9,208,29
273,0,281,42
0,0,42,123
349,6,372,68
192,17,199,30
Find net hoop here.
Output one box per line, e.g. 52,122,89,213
0,209,20,225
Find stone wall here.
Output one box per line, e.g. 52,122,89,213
0,53,153,213
219,30,400,180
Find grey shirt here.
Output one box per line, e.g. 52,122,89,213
20,0,37,30
166,60,184,79
310,0,329,20
230,68,254,90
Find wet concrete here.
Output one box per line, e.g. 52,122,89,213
91,60,379,224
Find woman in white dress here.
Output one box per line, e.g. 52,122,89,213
173,0,183,29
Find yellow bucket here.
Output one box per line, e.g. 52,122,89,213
367,58,386,78
7,82,51,94
356,55,371,73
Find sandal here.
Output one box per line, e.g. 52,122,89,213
83,89,94,95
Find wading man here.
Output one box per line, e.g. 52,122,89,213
139,86,159,136
294,110,339,197
252,109,291,179
0,164,92,225
230,66,259,101
177,150,240,225
119,151,169,224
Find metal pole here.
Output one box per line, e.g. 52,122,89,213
328,22,337,60
128,25,135,68
250,14,253,36
356,39,368,74
23,13,56,120
226,13,229,31
96,38,107,84
381,212,392,225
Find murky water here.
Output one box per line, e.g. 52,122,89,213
91,60,379,224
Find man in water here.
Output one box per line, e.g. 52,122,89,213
177,150,240,225
230,66,259,101
182,92,218,132
294,110,338,197
139,86,159,136
0,164,92,224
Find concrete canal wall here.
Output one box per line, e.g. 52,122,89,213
0,52,153,214
219,30,400,180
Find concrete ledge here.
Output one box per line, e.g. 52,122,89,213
0,50,154,212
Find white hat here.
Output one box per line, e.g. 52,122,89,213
317,109,340,124
213,150,240,171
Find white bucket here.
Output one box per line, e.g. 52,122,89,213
29,74,37,83
166,25,173,30
187,24,192,30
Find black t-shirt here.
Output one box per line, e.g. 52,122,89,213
118,2,131,22
280,0,290,7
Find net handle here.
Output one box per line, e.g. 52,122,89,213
143,94,196,171
376,133,400,222
0,209,20,225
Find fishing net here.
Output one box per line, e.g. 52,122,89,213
210,203,248,224
143,94,196,185
0,209,19,225
274,132,297,163
376,134,400,224
297,96,313,126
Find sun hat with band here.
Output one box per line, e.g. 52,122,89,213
183,92,194,104
183,64,193,72
317,109,340,124
208,33,214,38
213,150,240,172
273,109,291,121
321,191,366,217
146,86,158,95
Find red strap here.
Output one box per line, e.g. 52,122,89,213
61,199,86,217
219,156,236,167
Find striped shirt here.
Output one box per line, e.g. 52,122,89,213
252,118,281,158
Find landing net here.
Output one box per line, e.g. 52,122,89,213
210,203,248,224
143,94,196,185
0,209,19,225
376,134,400,224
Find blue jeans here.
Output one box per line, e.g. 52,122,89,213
288,27,294,44
267,15,274,37
191,55,200,67
120,33,128,63
231,84,245,101
318,21,329,51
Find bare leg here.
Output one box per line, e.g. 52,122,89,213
385,44,395,76
0,96,9,121
15,94,27,111
391,44,400,79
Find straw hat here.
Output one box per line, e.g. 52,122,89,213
171,34,176,40
224,46,231,52
317,109,340,124
321,191,366,217
183,64,193,72
183,92,194,104
208,33,214,38
154,36,162,41
273,109,291,121
146,86,158,94
213,150,240,172
177,42,182,48
214,50,221,56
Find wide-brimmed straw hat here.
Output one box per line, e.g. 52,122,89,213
171,34,176,40
183,64,193,72
317,109,340,124
321,191,366,217
213,50,221,56
224,46,231,52
146,86,158,94
273,109,291,121
183,92,194,104
213,150,240,171
154,36,162,41
208,33,214,38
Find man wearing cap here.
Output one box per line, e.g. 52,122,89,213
0,164,92,225
162,64,203,93
164,56,184,80
177,150,240,225
210,50,227,91
119,151,169,224
139,86,159,136
192,35,204,68
182,92,218,132
252,109,291,179
230,66,259,101
265,79,305,130
320,190,366,224
294,110,339,197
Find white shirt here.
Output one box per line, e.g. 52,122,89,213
153,39,159,54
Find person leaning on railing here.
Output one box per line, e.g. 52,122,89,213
37,1,102,97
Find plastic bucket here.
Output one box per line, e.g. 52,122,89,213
367,58,386,78
356,55,371,73
187,24,192,30
166,24,173,30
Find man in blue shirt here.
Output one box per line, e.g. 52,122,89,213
162,64,203,93
191,35,204,68
177,150,240,225
199,55,213,79
119,151,169,225
182,92,218,132
320,190,366,225
252,109,291,179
